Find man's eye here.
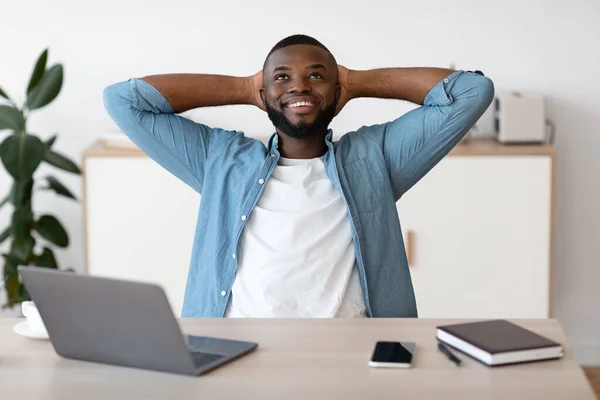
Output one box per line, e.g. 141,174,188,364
275,74,288,80
309,73,323,79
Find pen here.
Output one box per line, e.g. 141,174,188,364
438,341,462,366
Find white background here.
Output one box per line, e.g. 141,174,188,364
0,0,599,364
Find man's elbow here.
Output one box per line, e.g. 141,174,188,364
102,82,127,109
102,81,135,121
472,74,495,115
446,74,495,132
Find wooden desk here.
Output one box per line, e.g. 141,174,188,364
1,318,594,399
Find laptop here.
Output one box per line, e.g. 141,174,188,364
18,266,258,376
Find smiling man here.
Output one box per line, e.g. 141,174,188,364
103,34,494,318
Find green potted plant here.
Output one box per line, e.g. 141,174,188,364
0,48,80,308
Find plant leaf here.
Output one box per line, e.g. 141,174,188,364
2,253,27,306
11,206,33,242
4,275,21,306
7,182,16,205
45,175,76,200
2,253,27,269
0,134,45,180
36,215,69,247
26,64,63,110
44,149,80,174
45,134,57,148
16,282,31,304
12,235,35,261
27,49,48,94
0,105,23,131
2,258,17,279
0,225,10,244
0,86,10,100
11,180,33,207
2,260,19,304
35,247,57,269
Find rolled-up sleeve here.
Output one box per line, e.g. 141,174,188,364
102,79,212,194
364,70,495,199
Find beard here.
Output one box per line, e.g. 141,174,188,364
265,97,337,139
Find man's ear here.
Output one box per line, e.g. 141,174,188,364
335,84,341,102
260,88,266,107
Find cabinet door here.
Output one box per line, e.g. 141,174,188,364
397,156,551,319
85,157,199,315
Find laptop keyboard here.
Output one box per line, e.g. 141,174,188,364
190,351,224,367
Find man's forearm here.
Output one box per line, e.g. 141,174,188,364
140,74,254,113
347,68,455,105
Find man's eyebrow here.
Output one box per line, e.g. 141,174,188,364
272,66,291,73
272,64,327,73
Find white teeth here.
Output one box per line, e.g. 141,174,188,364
288,101,314,108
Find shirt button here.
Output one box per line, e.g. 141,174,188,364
271,155,275,158
232,253,236,259
443,78,449,83
241,215,247,221
221,291,226,297
258,179,264,185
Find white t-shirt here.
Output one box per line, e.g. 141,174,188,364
225,155,366,318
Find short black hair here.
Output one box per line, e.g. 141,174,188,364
263,34,335,69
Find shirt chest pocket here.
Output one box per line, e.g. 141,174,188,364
342,158,385,213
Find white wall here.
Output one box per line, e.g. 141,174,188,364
1,0,599,364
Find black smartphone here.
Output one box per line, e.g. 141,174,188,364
368,341,416,368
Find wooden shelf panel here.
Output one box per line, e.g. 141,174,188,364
84,138,554,158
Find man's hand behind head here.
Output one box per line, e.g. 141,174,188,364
250,70,266,112
335,65,351,116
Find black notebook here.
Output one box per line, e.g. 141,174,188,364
436,319,564,366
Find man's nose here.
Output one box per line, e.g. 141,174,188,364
288,77,311,93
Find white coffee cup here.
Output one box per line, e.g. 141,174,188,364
21,301,48,335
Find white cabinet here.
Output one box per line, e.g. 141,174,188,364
84,151,198,315
399,155,552,319
83,140,553,318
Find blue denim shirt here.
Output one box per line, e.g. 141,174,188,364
103,70,494,318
